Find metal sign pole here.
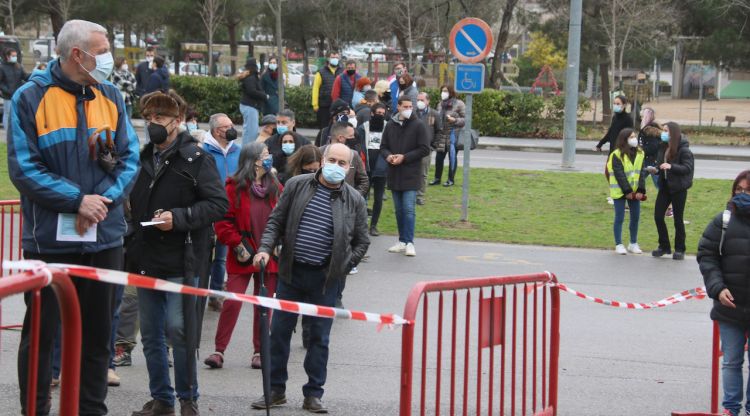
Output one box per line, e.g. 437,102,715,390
460,93,473,222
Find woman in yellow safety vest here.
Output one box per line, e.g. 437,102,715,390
607,128,647,255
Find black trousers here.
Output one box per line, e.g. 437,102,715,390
18,246,122,416
370,176,386,228
434,148,457,183
316,106,330,129
654,188,688,253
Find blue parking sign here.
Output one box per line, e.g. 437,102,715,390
454,63,485,94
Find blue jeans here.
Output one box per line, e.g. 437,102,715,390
719,321,750,415
109,284,125,369
209,242,227,291
3,98,11,129
138,277,199,406
240,104,259,145
613,197,640,245
270,265,341,398
391,190,417,244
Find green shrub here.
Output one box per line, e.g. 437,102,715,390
544,94,592,120
171,75,242,122
284,86,316,128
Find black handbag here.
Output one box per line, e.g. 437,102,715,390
455,129,479,151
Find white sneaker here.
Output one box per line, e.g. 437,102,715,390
615,244,627,255
405,243,416,257
107,368,120,387
606,197,614,205
349,266,359,275
388,242,407,253
627,243,642,254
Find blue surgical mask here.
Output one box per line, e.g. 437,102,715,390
281,143,295,155
81,50,115,84
276,125,289,135
262,156,273,172
322,162,346,184
732,193,750,213
186,122,198,132
8,56,17,64
329,58,339,67
660,131,670,142
613,104,623,113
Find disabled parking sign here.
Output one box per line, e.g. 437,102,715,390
449,18,494,63
454,64,485,94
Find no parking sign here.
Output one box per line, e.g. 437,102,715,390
449,18,494,63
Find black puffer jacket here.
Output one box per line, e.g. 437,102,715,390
698,204,750,326
239,71,266,110
259,171,370,287
597,111,633,154
638,123,662,168
127,133,229,278
0,61,27,99
657,136,694,193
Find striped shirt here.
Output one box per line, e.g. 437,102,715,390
293,184,334,265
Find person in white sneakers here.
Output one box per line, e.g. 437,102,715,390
606,128,647,255
380,96,430,257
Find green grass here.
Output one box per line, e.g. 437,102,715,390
373,167,731,254
0,145,19,199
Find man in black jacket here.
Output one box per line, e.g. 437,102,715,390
134,46,155,97
381,95,430,257
0,48,27,129
250,143,369,413
128,91,228,416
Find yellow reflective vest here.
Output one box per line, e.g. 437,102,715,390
607,148,645,199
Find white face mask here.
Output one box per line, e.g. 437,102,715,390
146,56,154,63
348,117,358,129
441,92,450,101
8,55,17,63
416,101,426,110
80,50,115,84
269,63,278,71
627,137,639,148
121,64,129,72
400,109,413,119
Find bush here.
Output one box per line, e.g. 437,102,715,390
171,75,242,122
284,86,316,128
544,94,593,120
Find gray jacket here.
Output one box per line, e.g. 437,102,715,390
259,171,370,287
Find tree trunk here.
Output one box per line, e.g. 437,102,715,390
394,30,409,63
50,10,64,39
489,0,519,88
173,42,182,75
208,32,214,77
301,33,310,86
275,0,284,110
609,0,617,89
124,25,131,48
227,20,238,75
8,0,14,36
600,61,611,124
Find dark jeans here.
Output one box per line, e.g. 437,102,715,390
209,242,227,291
613,198,640,245
434,147,457,183
654,188,688,252
19,246,122,416
109,285,125,369
115,285,139,350
270,264,341,398
316,106,330,129
370,176,386,228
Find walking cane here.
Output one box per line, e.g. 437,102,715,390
259,259,272,415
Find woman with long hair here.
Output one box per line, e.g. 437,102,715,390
205,141,282,370
596,95,634,203
285,144,322,179
261,57,280,115
638,107,662,188
430,84,465,187
652,122,694,260
607,128,647,254
238,58,267,145
698,170,750,416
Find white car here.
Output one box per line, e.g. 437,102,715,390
32,38,56,60
169,62,208,76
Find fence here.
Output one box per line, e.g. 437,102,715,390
0,199,23,331
400,272,560,416
0,269,82,416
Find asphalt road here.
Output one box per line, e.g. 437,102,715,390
0,237,715,415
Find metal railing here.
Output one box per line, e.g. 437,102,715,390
0,199,23,331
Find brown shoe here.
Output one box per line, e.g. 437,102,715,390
203,352,224,369
251,391,287,409
179,399,199,416
302,396,328,413
132,399,175,416
207,297,223,311
251,353,261,369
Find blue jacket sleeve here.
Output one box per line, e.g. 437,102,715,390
94,89,141,204
7,89,83,212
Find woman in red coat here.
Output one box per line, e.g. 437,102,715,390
204,141,282,370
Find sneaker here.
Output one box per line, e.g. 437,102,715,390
388,242,407,253
251,391,287,409
203,352,224,369
651,247,672,257
113,346,132,367
50,377,60,388
302,396,328,413
627,243,642,254
666,207,673,217
251,353,261,369
348,266,359,275
132,399,175,416
416,198,425,205
179,399,199,416
615,244,627,255
673,251,685,260
606,197,614,205
108,368,121,386
405,243,416,257
369,227,380,236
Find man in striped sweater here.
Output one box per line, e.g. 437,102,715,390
251,143,370,413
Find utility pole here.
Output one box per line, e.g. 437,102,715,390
561,0,582,168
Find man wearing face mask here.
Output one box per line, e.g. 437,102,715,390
128,91,228,416
320,122,369,198
266,110,310,175
203,113,241,311
256,114,277,143
7,20,141,415
135,45,155,97
380,96,430,257
251,142,369,413
389,62,415,115
311,51,343,129
0,48,27,129
416,92,441,205
331,59,361,107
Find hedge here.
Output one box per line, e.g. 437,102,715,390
169,75,589,137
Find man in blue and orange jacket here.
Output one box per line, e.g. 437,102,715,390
7,20,140,416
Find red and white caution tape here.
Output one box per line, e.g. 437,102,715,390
3,260,410,326
529,277,708,309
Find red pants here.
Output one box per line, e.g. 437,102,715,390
214,272,278,354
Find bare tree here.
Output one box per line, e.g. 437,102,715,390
1,0,22,35
489,0,520,88
199,0,226,76
265,0,285,108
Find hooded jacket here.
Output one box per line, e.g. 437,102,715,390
7,59,140,254
145,66,169,94
239,70,266,110
380,113,430,191
203,132,241,183
0,60,28,99
657,136,694,193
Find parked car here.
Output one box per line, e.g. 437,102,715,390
169,62,208,76
32,38,55,60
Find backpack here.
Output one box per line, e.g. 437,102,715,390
719,209,731,255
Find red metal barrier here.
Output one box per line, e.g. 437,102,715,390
0,199,23,331
672,321,723,416
400,272,560,416
0,269,82,416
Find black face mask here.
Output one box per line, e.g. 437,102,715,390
346,69,356,76
225,127,238,141
147,122,171,145
370,114,385,131
302,168,317,174
345,139,358,150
